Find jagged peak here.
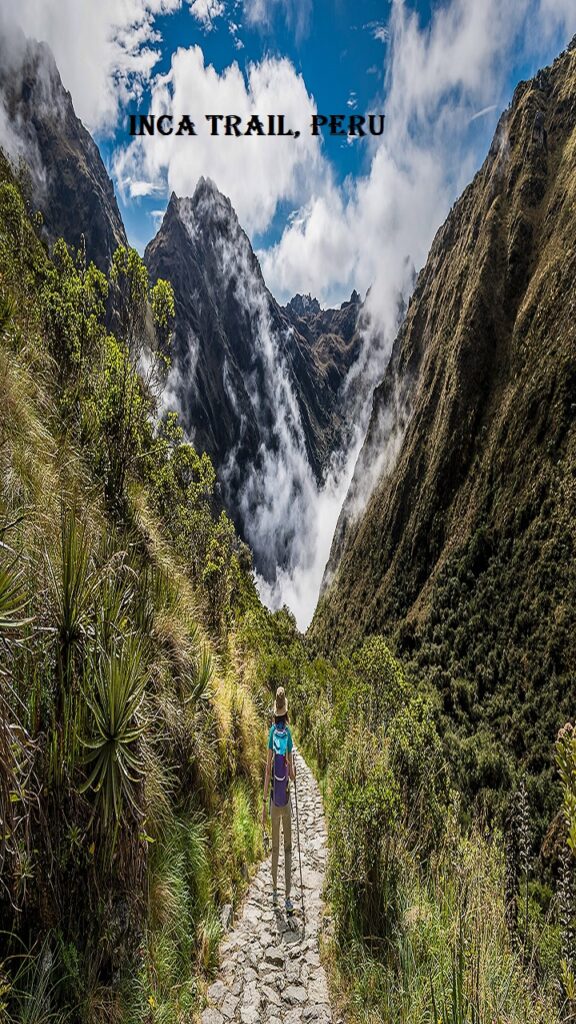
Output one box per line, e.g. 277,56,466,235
192,175,221,201
286,293,321,317
340,289,361,310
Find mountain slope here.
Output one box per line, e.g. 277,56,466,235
311,40,576,792
144,180,361,576
0,29,126,270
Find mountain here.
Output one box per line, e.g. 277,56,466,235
285,293,321,317
282,289,363,399
312,40,576,790
144,179,361,575
0,29,126,270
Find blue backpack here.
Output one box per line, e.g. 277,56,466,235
272,725,289,807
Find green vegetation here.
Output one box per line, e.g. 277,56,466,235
0,133,573,1024
261,618,573,1024
0,154,270,1022
310,41,576,854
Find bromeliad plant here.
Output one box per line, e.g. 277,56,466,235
46,508,101,779
81,638,148,845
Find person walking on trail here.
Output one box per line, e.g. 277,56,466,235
262,686,296,914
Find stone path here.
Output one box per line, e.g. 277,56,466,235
201,751,335,1024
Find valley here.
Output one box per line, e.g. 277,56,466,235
0,23,574,1024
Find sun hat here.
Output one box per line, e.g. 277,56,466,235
273,686,288,717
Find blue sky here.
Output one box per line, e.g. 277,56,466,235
101,0,397,253
13,0,571,305
92,0,575,307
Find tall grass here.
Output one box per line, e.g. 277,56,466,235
0,163,268,1022
326,826,561,1024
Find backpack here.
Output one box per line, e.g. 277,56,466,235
272,725,289,807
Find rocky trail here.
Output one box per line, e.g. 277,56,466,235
201,752,337,1024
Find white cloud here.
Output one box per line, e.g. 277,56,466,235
130,179,165,196
244,0,313,40
365,21,389,43
253,0,576,623
113,47,326,234
260,0,576,316
2,0,181,133
189,0,225,29
228,18,245,48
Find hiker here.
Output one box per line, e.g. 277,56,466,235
262,686,296,913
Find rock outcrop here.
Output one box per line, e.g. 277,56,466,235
0,30,126,271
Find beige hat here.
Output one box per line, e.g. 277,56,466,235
273,686,288,716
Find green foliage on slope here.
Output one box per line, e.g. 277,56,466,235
311,41,576,839
263,608,569,1023
0,154,268,1022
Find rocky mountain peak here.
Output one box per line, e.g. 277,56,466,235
144,178,363,578
340,289,361,309
0,32,126,270
285,293,321,318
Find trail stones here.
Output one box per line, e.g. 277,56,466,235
220,993,239,1019
285,984,307,1004
202,751,334,1022
201,1011,224,1024
207,980,226,1004
265,946,285,967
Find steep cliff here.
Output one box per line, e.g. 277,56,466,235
0,31,126,270
144,179,361,575
312,40,576,783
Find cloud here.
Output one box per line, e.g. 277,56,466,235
365,21,389,43
129,179,165,196
189,0,225,29
113,48,326,234
253,0,576,624
244,0,313,40
228,19,245,48
2,0,181,133
260,0,576,316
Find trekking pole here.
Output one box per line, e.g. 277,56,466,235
293,752,306,929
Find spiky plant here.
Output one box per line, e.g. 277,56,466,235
80,639,148,841
46,507,99,776
3,935,71,1024
558,843,575,972
504,798,520,941
188,647,214,705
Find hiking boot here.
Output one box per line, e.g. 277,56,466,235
285,897,294,915
272,890,279,907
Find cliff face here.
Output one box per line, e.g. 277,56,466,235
312,41,576,773
0,32,126,271
144,179,361,575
